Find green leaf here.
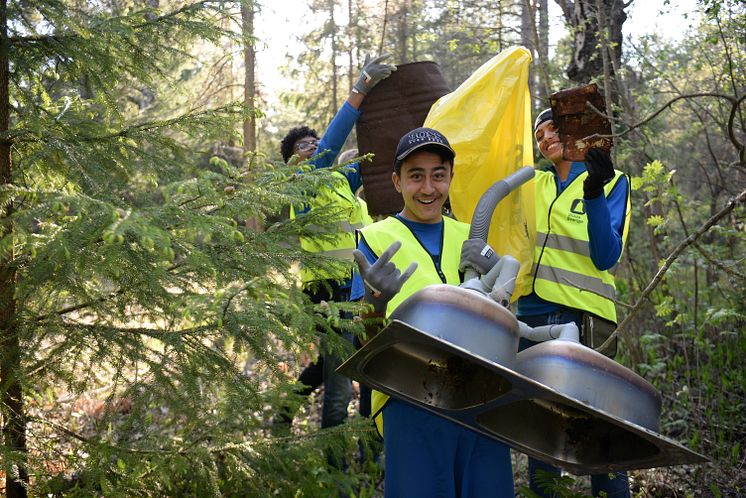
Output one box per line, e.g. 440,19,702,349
646,215,665,227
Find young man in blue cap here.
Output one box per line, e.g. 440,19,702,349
351,127,515,497
516,108,632,497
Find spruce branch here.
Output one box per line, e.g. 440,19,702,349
35,263,182,322
30,415,185,455
220,278,260,322
76,104,243,142
5,103,243,146
36,292,121,322
9,1,229,46
599,188,746,351
131,0,226,30
33,415,375,459
63,323,218,337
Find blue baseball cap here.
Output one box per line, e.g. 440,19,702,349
534,108,553,132
395,127,455,165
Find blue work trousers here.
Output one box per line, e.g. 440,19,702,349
305,282,353,430
383,398,514,498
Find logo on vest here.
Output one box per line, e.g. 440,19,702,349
567,199,585,223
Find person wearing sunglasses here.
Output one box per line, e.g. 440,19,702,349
277,55,395,443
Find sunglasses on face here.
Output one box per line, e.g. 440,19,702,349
294,139,319,151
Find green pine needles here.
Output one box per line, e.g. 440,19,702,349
1,1,373,496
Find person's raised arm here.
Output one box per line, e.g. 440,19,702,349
310,54,396,171
584,148,630,270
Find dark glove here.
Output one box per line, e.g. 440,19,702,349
583,148,615,199
353,54,397,95
353,241,417,314
459,238,499,275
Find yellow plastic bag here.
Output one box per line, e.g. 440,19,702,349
424,46,536,301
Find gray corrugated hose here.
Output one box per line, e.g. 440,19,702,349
461,166,535,297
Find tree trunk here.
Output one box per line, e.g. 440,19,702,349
558,0,625,98
354,0,362,81
329,0,338,112
347,0,354,91
524,0,552,110
396,0,410,63
537,0,550,104
241,0,256,153
594,0,614,122
521,0,536,112
497,0,504,53
410,0,417,60
0,0,28,496
241,0,262,231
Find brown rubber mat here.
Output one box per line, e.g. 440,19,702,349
356,61,451,216
549,83,613,161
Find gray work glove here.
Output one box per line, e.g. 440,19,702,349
583,148,615,199
353,240,417,314
353,54,397,95
459,238,499,275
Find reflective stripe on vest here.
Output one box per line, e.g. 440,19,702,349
531,168,630,322
293,171,366,283
359,216,470,436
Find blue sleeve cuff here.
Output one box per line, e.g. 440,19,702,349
341,100,362,118
585,176,628,270
310,101,361,171
583,193,607,214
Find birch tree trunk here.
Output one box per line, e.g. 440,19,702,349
348,0,354,91
537,0,550,104
521,0,537,113
329,0,339,111
241,0,256,152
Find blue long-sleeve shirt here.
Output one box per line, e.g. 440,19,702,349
306,101,363,194
298,101,364,291
517,162,630,317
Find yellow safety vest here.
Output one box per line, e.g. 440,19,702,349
357,197,375,227
528,168,631,322
358,215,470,436
292,171,367,284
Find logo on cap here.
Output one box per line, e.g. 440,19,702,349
407,129,446,146
396,127,454,162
